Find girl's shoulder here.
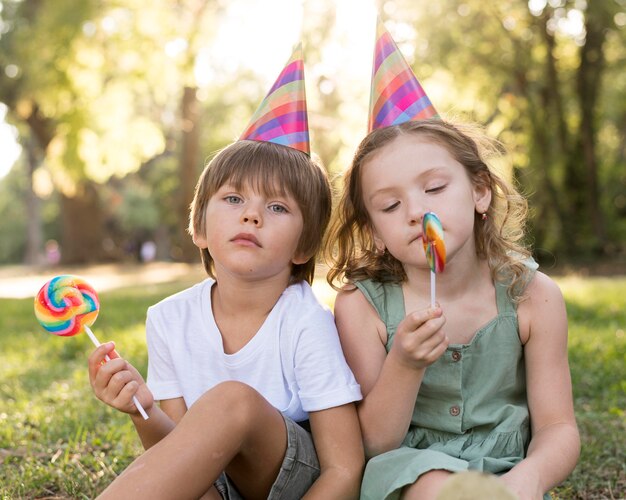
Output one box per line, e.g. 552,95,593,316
516,270,566,344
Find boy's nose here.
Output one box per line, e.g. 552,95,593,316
242,215,260,225
241,205,262,226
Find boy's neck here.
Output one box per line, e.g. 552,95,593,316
209,272,293,355
211,273,291,316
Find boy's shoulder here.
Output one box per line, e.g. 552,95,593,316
276,281,334,324
148,278,214,316
282,280,330,308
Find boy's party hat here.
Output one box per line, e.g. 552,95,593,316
240,43,310,155
368,17,438,132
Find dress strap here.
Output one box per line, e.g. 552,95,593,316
354,280,405,348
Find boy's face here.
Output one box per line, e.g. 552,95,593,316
193,181,307,282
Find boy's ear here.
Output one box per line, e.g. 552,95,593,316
191,229,208,249
291,252,310,266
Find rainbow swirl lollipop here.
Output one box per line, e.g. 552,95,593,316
422,212,446,273
422,212,446,306
35,275,99,336
34,275,149,420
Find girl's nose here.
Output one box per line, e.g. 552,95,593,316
407,200,424,226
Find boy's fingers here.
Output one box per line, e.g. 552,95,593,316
88,342,116,375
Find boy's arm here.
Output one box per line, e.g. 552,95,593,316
88,342,184,450
305,403,364,499
501,272,580,498
334,288,446,457
130,397,187,449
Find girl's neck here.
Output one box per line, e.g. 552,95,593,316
404,253,492,303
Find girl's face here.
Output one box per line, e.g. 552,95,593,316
360,134,491,270
193,180,306,282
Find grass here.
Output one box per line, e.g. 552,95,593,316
0,273,624,499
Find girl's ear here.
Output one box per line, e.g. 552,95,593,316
473,180,492,215
371,226,386,254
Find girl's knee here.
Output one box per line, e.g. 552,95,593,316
403,470,452,499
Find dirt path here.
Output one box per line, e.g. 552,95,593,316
0,262,205,299
0,261,338,305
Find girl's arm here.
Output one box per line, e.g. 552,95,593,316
304,403,364,499
501,272,580,499
334,288,447,458
89,342,185,450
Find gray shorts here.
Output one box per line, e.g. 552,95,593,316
214,415,320,499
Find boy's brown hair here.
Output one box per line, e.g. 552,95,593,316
189,140,332,284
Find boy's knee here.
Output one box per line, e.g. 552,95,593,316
194,381,267,421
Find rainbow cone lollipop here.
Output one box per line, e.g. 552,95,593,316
422,212,446,307
35,275,149,420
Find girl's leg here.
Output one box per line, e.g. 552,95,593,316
402,470,452,499
97,381,287,500
403,470,518,500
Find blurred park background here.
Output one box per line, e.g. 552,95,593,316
0,0,625,498
0,0,624,269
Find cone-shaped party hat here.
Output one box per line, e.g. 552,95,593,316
240,43,310,155
368,17,438,132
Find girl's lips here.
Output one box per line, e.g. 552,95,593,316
231,233,261,247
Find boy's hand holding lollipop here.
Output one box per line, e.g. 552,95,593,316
34,275,150,419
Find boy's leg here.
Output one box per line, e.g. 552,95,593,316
97,381,287,500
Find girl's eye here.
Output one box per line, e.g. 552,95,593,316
382,201,400,213
225,195,242,204
269,204,288,214
425,185,445,194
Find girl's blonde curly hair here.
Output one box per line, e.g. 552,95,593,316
325,119,532,301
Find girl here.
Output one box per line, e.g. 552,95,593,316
326,119,579,500
89,139,364,499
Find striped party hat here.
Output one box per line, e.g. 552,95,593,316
368,17,438,132
240,43,310,155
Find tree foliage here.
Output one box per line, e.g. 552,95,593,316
383,0,625,259
0,0,623,265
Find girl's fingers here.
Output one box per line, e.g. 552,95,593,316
401,307,443,332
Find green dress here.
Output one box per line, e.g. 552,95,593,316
356,263,551,500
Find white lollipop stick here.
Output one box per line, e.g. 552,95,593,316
430,270,436,308
85,325,149,420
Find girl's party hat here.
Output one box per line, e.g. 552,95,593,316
368,17,438,132
240,43,310,155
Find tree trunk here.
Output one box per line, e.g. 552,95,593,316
177,85,201,262
60,181,103,264
23,138,43,265
575,3,609,252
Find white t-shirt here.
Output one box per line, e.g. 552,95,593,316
146,278,362,422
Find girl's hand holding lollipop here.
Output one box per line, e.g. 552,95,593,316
34,275,149,420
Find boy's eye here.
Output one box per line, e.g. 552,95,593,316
425,185,445,194
382,201,400,213
225,195,242,204
269,204,288,214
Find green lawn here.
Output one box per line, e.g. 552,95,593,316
0,274,624,499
